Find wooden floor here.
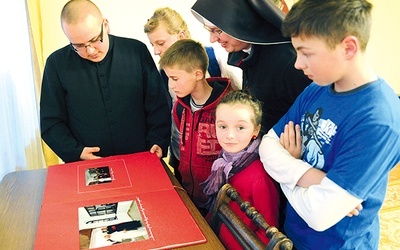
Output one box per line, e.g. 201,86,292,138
379,163,400,249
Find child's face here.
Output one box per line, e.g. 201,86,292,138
163,66,198,98
146,24,181,57
215,103,259,153
292,36,346,86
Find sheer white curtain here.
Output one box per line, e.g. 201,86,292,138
0,1,45,180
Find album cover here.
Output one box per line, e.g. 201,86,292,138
34,152,206,249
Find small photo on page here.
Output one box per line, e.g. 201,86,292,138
78,159,132,193
85,166,112,186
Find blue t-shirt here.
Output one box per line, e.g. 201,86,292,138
273,79,400,249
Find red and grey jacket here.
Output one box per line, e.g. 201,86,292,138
173,77,231,211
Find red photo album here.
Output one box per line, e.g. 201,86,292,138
34,152,206,249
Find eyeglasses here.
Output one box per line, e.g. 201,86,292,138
70,23,104,52
203,25,223,35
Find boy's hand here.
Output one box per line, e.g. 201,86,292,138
347,204,363,217
280,121,302,159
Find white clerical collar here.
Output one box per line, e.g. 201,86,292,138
242,45,252,54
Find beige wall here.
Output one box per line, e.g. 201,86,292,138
368,0,400,94
41,0,208,66
41,0,400,94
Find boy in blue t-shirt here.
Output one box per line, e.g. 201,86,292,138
259,0,400,249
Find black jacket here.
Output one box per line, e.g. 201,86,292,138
40,35,171,162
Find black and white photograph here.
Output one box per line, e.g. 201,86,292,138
85,166,113,186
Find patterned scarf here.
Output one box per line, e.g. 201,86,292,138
201,138,261,211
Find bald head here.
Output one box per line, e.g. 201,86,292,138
61,0,103,25
60,0,109,62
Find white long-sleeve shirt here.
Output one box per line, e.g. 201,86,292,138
259,129,362,231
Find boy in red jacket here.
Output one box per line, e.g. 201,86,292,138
159,39,231,215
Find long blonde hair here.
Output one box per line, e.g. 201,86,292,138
144,7,191,38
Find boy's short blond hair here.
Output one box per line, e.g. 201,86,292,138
159,39,208,74
282,0,373,51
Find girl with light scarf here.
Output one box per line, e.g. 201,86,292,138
201,90,280,249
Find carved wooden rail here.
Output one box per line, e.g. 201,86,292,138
209,183,293,250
